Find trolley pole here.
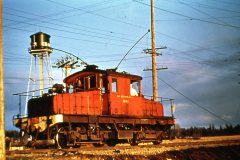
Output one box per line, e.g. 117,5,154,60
0,0,6,158
151,0,158,102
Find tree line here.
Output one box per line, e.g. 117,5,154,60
173,124,240,138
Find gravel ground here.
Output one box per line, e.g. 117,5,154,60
6,135,240,160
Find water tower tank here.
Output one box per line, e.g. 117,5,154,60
30,32,51,50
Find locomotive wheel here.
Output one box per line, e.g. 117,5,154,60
152,140,161,145
19,129,30,146
129,139,139,146
153,135,162,145
55,127,69,149
129,133,139,146
106,139,117,147
92,143,104,147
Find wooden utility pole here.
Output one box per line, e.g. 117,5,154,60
0,0,6,158
151,0,158,102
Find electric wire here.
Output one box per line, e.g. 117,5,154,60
210,0,240,6
3,7,78,27
46,2,131,23
4,4,232,58
133,0,240,30
157,76,232,125
178,0,231,26
3,0,117,27
4,11,135,42
156,16,240,22
3,25,145,49
3,2,134,40
3,17,139,44
52,48,88,66
3,1,238,70
181,0,240,13
5,0,240,57
44,0,146,30
3,5,137,37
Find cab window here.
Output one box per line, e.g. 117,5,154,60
89,75,96,88
130,80,139,96
112,78,118,92
102,77,108,93
74,77,84,92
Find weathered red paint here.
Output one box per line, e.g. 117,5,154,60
107,75,163,117
48,68,164,117
53,91,101,115
27,67,166,119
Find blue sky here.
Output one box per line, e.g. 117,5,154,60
3,0,240,130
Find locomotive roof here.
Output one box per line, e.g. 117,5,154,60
63,65,142,83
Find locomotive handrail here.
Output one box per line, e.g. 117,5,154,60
143,95,174,102
143,94,175,118
13,113,29,120
13,88,49,120
12,114,29,126
13,87,51,96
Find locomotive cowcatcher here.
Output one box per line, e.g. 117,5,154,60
13,65,175,148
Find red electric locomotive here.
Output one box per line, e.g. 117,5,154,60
13,64,175,148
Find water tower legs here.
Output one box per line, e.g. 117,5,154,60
39,54,44,96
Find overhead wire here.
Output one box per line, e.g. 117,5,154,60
3,29,237,74
209,0,240,6
4,17,140,44
3,4,139,38
47,2,131,23
157,76,232,125
3,0,116,27
3,25,145,49
3,7,78,27
180,0,240,14
4,1,231,59
3,22,238,70
133,0,240,30
4,5,151,48
155,31,228,57
4,1,238,71
44,0,146,30
178,0,231,26
42,0,239,60
156,16,240,22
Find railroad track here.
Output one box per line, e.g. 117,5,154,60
6,137,240,157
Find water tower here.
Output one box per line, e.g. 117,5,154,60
28,32,53,95
25,32,54,115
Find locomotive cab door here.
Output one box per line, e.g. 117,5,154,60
107,76,132,116
107,75,144,117
101,75,110,115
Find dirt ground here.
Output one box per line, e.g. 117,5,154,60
6,135,240,160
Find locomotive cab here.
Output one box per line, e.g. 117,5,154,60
62,65,163,117
65,65,142,97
